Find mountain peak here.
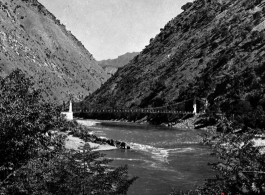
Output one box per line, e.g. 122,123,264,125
98,52,139,75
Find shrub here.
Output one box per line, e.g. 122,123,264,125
198,128,265,195
181,2,193,11
243,0,262,10
171,126,265,195
2,144,137,195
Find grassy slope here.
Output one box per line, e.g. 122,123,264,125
0,0,109,103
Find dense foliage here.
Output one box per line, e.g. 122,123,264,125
1,144,136,195
0,69,64,180
0,69,137,194
171,125,265,195
198,128,265,195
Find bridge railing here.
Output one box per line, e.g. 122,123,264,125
72,108,194,115
72,97,204,115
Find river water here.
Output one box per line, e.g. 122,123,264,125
86,120,217,195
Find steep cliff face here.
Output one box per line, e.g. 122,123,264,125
0,0,108,103
87,0,265,114
98,52,139,76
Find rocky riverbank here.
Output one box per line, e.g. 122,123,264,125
65,135,117,151
64,120,131,151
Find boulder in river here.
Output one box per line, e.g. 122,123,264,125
120,142,126,149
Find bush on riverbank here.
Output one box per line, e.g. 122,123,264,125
171,118,265,195
0,69,137,194
198,127,265,195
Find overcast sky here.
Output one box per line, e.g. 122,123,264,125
38,0,191,61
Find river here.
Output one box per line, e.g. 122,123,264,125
85,120,217,195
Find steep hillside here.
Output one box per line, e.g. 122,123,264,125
87,0,265,118
98,52,139,76
0,0,108,103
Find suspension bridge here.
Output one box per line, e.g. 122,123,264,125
62,98,208,120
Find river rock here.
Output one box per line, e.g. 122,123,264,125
120,142,126,149
99,136,107,143
107,139,115,146
115,141,121,147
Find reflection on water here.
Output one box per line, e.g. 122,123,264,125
86,120,216,195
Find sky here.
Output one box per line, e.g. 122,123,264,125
38,0,192,61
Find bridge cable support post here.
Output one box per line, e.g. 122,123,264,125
61,100,74,120
193,98,197,115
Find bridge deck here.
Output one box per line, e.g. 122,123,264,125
73,109,194,115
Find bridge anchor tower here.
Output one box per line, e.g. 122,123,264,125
193,98,197,115
61,100,73,120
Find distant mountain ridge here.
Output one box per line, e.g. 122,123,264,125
98,52,139,75
98,52,139,68
0,0,109,103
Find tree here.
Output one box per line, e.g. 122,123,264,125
0,69,137,194
171,122,265,195
197,128,265,195
0,69,64,180
181,2,193,11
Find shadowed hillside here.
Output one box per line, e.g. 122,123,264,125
0,0,109,103
85,0,265,122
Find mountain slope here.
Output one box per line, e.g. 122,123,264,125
0,0,108,103
86,0,265,114
98,52,139,76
